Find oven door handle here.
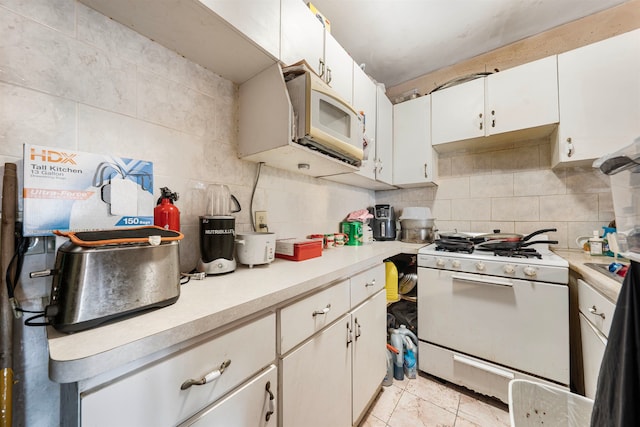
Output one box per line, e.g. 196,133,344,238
453,354,515,380
451,273,513,288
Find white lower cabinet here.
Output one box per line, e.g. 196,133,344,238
279,265,386,427
80,314,276,427
577,279,617,399
181,364,278,427
281,314,353,427
351,290,386,424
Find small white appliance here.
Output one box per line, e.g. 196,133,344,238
235,232,276,268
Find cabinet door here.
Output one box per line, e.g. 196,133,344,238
352,290,386,424
393,95,436,186
181,365,277,427
376,86,393,185
324,32,353,103
486,55,559,136
554,29,640,165
353,65,378,180
431,77,485,145
579,313,607,399
199,0,280,59
280,0,325,76
281,314,352,427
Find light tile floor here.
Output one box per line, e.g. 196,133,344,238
359,372,511,427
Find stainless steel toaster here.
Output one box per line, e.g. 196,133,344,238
42,239,181,333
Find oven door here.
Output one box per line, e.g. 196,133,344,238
418,267,569,384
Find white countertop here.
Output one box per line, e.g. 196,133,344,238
48,241,425,384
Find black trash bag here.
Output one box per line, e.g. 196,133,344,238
387,300,417,335
590,260,640,427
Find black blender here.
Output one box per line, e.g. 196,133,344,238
197,184,241,275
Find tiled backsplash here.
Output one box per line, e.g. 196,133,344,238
377,139,613,248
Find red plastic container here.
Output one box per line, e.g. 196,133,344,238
275,239,322,261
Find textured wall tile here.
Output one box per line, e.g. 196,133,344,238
0,0,75,36
566,167,610,194
514,169,566,196
435,176,470,199
77,105,206,181
0,82,76,157
452,198,491,220
432,199,451,220
137,70,217,138
540,194,599,221
470,173,513,197
77,4,231,99
492,196,539,221
0,8,136,115
492,144,540,172
435,219,471,233
598,192,615,223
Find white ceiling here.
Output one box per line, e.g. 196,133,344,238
308,0,629,88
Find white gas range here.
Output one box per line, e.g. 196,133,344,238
416,238,570,403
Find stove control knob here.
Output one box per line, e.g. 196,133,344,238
436,258,446,268
503,264,516,274
452,260,461,269
524,266,538,277
475,261,486,272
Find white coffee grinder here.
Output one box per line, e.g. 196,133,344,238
197,184,241,275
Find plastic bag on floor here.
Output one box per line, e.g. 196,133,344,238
508,379,593,427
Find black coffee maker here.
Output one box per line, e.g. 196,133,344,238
372,204,396,241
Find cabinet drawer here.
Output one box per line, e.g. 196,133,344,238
81,313,276,427
351,264,385,308
180,364,277,427
577,279,616,337
279,279,350,354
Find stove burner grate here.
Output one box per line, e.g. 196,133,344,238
434,238,474,253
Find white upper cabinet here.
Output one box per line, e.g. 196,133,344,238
376,86,394,185
78,0,278,83
199,0,280,59
280,0,354,102
280,0,325,74
552,29,640,167
393,95,437,187
324,32,354,104
432,55,559,149
352,64,378,180
432,77,485,145
485,55,559,135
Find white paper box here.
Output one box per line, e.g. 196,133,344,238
22,144,154,236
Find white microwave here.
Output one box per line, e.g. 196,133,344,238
286,70,364,166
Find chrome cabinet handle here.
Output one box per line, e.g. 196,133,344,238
326,67,332,84
566,137,574,157
180,359,231,390
589,305,606,319
424,163,428,178
318,58,325,77
491,110,496,128
312,304,331,317
479,112,483,130
346,322,353,347
265,381,275,422
365,279,376,287
354,318,361,340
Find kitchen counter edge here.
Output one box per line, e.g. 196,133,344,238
47,242,424,384
553,249,622,303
